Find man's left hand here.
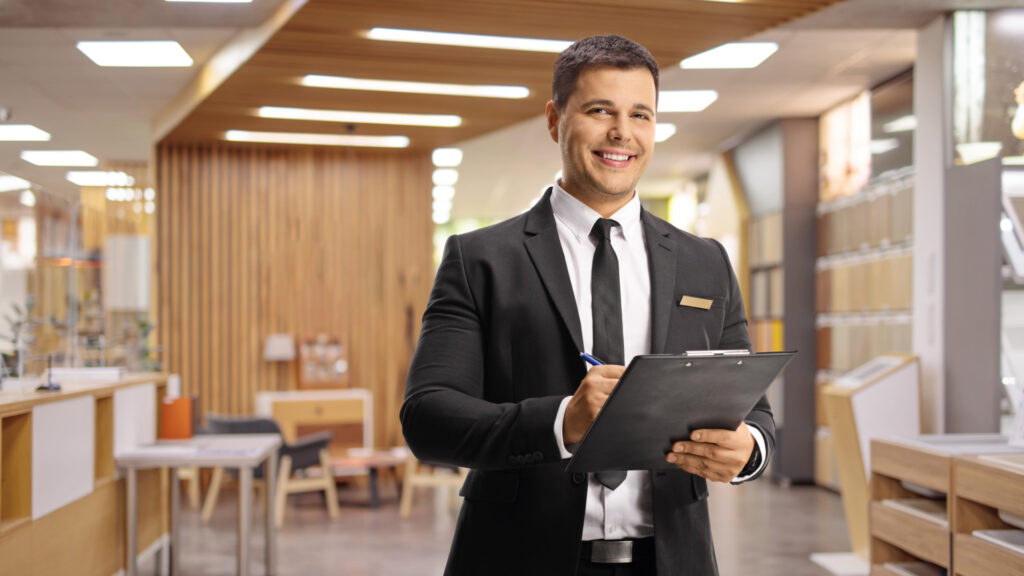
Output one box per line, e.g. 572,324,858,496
665,422,755,483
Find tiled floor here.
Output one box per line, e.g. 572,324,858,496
155,473,850,575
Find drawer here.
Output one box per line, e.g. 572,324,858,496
952,533,1024,576
870,501,950,567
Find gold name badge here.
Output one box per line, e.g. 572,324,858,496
679,295,713,310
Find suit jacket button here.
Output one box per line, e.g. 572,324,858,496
571,472,586,485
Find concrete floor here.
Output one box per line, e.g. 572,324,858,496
154,473,850,576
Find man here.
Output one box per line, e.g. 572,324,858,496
401,35,773,576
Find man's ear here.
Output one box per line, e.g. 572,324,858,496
545,100,560,143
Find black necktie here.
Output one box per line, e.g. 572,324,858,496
590,218,626,490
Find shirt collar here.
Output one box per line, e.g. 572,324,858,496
550,182,643,244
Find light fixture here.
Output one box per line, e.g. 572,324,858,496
367,27,572,53
0,174,32,192
432,168,459,186
76,41,193,67
66,171,135,187
20,150,98,167
870,139,899,155
20,190,36,207
655,123,677,143
432,148,463,167
144,201,155,214
432,210,451,224
433,197,453,212
257,106,461,128
302,75,530,99
432,186,455,201
658,90,719,113
225,130,410,148
1003,216,1014,232
0,124,51,141
144,187,156,201
883,115,917,133
680,42,778,69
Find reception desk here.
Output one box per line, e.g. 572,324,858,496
0,372,170,576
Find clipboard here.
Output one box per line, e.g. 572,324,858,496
567,350,795,473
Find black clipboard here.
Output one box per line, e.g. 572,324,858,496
567,350,795,473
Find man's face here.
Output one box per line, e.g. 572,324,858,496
546,66,657,204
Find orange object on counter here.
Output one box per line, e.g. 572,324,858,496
160,396,193,439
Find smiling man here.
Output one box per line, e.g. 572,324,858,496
402,35,774,576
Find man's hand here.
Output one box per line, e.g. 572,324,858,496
562,364,625,445
665,422,755,483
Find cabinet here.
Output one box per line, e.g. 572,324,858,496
951,454,1024,576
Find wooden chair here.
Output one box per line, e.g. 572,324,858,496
398,456,469,518
200,415,338,527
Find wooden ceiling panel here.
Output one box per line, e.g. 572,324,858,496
162,0,845,148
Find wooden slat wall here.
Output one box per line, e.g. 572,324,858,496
156,144,432,448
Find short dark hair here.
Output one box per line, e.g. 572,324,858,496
551,35,659,111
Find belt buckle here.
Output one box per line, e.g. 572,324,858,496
591,540,633,564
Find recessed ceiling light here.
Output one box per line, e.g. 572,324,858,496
0,174,32,192
258,106,461,128
655,123,677,143
302,75,530,99
20,190,36,207
367,27,572,53
432,186,455,201
20,150,99,167
76,41,193,67
432,148,463,167
432,169,459,186
680,42,778,69
224,130,410,148
658,91,719,113
0,124,51,141
883,115,917,133
66,171,135,187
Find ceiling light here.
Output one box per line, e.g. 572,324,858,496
432,186,455,201
20,150,98,167
20,190,36,207
224,130,410,148
433,198,453,212
66,171,135,187
680,42,778,69
258,106,461,127
883,115,917,133
432,169,459,186
1003,216,1014,232
432,148,463,167
870,139,899,155
302,75,529,99
0,174,31,192
655,123,677,143
0,124,51,141
368,27,572,53
658,90,719,113
76,41,193,67
432,211,451,225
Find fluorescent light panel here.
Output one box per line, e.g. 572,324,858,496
680,42,778,69
0,174,32,193
225,130,410,148
658,90,719,113
77,41,193,67
0,124,51,141
302,75,529,99
20,150,98,167
258,106,461,128
368,27,572,53
655,123,677,143
66,171,135,187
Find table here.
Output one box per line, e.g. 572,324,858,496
330,448,408,508
116,434,281,576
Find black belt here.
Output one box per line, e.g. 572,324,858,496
580,537,654,564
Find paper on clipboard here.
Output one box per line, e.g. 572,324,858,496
567,350,794,473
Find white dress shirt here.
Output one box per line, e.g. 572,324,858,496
546,183,766,542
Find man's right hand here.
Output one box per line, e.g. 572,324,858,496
562,364,626,445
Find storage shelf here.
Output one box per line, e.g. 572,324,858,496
951,453,1024,576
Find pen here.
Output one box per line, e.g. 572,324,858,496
580,352,604,366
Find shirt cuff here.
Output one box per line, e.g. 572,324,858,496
731,424,767,483
553,396,576,459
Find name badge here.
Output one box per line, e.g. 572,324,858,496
679,295,713,310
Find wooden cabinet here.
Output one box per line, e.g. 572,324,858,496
256,389,372,457
951,454,1024,576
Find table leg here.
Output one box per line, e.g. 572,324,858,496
239,468,252,576
368,467,381,508
264,450,277,575
126,467,138,576
170,467,180,576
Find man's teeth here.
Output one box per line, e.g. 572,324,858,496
601,153,630,161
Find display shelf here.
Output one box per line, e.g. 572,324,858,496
951,453,1024,576
0,411,31,533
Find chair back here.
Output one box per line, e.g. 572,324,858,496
205,414,283,436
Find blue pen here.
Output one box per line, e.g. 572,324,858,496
580,352,604,366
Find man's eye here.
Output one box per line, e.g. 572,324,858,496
589,108,609,115
633,113,650,120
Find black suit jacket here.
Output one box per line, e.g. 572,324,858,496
401,190,774,576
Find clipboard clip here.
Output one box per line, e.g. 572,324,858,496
683,349,751,357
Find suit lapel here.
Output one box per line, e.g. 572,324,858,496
523,188,585,352
641,209,676,355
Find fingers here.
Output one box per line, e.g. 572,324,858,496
665,452,736,483
665,424,754,482
563,364,626,445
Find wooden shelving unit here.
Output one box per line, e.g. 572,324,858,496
951,453,1024,576
0,411,32,534
94,395,114,482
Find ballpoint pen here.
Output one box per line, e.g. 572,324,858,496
579,352,604,366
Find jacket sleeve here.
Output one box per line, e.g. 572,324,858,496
400,235,565,470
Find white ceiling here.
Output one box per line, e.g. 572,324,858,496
0,0,1021,213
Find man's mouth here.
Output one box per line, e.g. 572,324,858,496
593,150,635,167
